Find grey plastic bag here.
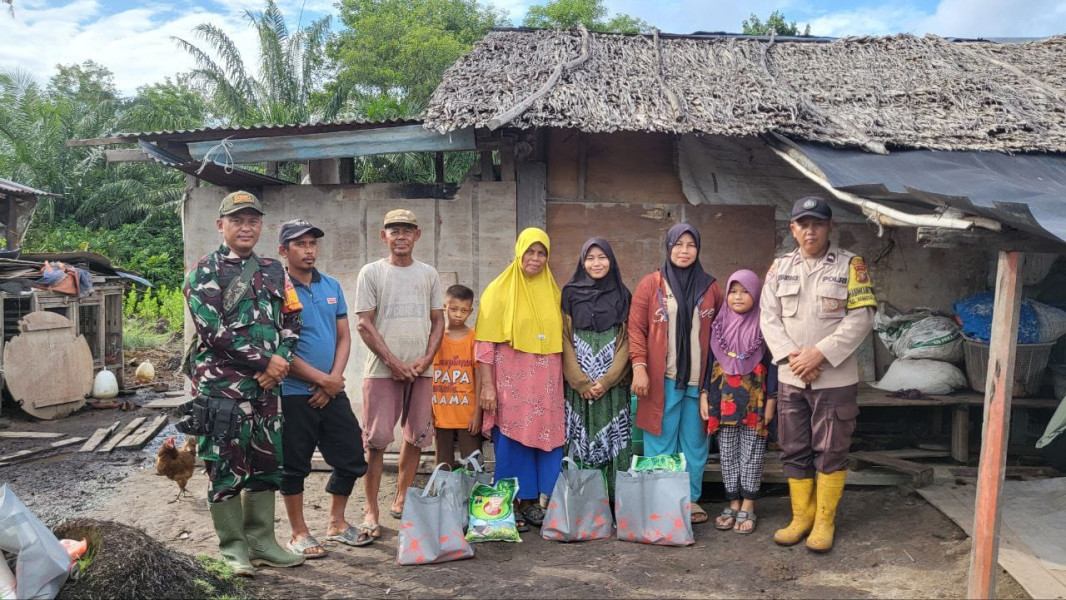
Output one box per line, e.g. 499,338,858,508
435,451,492,527
396,464,474,565
540,457,614,542
0,485,70,599
614,469,694,546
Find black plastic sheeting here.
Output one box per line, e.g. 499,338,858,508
790,141,1066,244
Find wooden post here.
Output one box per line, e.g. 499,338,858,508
434,152,445,184
967,251,1023,599
576,132,588,202
480,151,494,182
6,194,18,250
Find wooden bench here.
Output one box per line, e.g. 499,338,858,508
855,384,1060,463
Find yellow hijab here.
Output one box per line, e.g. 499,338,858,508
475,227,563,355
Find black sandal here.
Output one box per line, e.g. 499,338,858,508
515,518,530,533
521,503,546,527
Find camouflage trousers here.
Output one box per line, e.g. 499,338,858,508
198,392,284,503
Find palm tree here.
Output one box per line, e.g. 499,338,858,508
174,0,343,126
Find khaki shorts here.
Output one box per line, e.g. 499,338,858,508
362,377,434,450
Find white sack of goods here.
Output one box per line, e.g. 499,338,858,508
871,359,969,396
92,368,119,399
875,308,964,363
135,360,156,383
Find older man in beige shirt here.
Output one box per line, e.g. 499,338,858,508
760,196,876,553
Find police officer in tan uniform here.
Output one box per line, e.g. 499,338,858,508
760,196,876,552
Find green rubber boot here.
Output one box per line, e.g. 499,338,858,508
207,496,255,577
242,490,305,568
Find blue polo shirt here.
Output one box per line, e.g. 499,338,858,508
281,268,348,396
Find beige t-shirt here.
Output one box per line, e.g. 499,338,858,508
663,281,702,386
355,258,443,378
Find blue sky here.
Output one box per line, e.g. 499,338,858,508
4,0,1066,95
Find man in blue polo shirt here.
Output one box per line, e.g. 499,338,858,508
278,219,373,558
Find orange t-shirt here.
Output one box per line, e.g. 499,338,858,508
431,329,477,429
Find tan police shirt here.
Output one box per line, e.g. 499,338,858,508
759,245,876,390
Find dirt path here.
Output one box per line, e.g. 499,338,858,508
84,464,1028,599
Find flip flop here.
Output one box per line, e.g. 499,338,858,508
715,508,739,530
691,504,709,525
287,535,328,559
389,508,403,519
325,525,374,547
733,511,757,535
357,521,382,539
515,518,530,533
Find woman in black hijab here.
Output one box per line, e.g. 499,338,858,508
560,237,633,498
627,223,722,523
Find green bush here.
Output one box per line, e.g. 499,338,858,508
22,218,184,289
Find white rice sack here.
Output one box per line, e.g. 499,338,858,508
894,316,964,362
871,359,969,395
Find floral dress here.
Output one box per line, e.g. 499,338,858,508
705,356,776,437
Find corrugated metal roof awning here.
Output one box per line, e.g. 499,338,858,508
69,119,423,147
0,177,61,197
786,139,1066,246
140,141,290,188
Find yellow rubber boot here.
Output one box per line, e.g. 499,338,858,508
806,470,847,553
773,477,816,546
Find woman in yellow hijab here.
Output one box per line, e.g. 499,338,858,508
476,228,565,531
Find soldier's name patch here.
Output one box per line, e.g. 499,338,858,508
777,274,799,282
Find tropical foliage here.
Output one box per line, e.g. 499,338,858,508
522,0,650,33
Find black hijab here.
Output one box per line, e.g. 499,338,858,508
561,237,631,332
662,223,715,389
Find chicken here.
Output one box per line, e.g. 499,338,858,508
156,436,197,503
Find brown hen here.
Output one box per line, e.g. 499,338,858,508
156,436,197,502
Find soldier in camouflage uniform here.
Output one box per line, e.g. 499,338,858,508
183,190,305,576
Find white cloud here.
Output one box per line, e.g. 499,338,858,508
0,0,266,96
806,5,927,36
918,0,1066,37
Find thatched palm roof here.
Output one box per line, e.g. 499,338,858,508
424,29,1066,153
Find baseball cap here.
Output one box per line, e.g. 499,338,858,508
219,190,265,216
791,196,832,221
383,209,418,228
279,219,325,245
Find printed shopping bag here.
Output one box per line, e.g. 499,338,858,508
540,456,614,542
396,465,474,565
614,468,693,546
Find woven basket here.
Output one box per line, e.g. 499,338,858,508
963,336,1055,398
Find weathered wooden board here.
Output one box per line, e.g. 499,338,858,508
0,431,64,439
3,312,93,419
850,451,934,487
143,396,188,409
80,421,121,452
546,203,776,294
116,415,168,450
919,483,1066,600
0,436,86,465
187,125,476,163
96,417,147,453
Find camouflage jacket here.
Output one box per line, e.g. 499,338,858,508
183,245,301,400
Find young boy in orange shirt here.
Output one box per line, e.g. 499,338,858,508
432,284,483,467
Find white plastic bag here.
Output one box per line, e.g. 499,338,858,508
875,306,963,362
871,359,969,395
0,485,70,599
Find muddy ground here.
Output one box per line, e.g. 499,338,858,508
0,354,1030,599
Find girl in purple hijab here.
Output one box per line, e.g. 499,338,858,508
700,269,777,535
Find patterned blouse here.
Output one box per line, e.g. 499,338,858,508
477,341,565,452
705,354,777,437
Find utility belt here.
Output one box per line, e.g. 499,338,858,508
176,395,248,439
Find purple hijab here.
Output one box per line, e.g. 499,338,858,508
709,269,766,376
662,223,715,389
